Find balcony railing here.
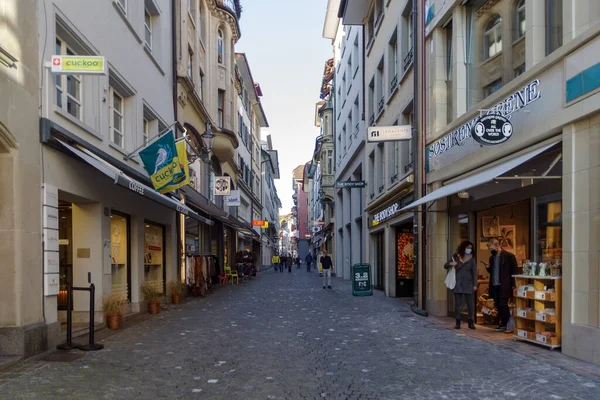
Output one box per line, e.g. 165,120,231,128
369,114,375,126
390,173,398,183
405,160,414,173
216,0,242,19
378,97,385,114
403,47,414,72
378,184,385,192
390,74,399,94
370,193,375,199
354,123,359,138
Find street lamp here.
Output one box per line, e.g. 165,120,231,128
200,124,215,154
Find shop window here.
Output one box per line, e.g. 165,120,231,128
515,0,526,40
111,212,130,300
483,14,502,60
536,198,562,263
144,222,165,294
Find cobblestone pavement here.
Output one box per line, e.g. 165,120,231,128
1,270,600,399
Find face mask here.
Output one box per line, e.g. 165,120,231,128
465,249,472,255
491,249,498,256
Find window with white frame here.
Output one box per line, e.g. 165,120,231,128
353,97,359,134
402,6,414,72
117,0,127,14
144,7,152,49
388,28,398,94
218,90,225,127
515,0,525,40
110,88,125,148
353,36,359,76
368,78,375,125
217,28,225,65
483,15,502,60
143,118,149,145
199,4,206,43
188,47,193,81
376,58,384,115
377,143,384,191
546,0,562,56
55,38,82,120
375,0,384,26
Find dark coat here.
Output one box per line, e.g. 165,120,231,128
444,255,477,295
486,250,518,298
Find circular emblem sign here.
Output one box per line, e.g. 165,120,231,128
471,114,513,146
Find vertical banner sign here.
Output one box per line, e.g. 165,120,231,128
158,140,190,194
139,130,183,192
42,184,60,296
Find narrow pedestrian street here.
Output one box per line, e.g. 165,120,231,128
0,270,599,400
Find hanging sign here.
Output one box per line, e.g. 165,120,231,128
252,220,267,227
139,130,184,193
471,114,513,146
225,190,241,207
158,140,191,194
336,180,366,188
367,125,412,143
214,176,231,196
51,55,106,75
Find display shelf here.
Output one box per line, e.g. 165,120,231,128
513,275,561,349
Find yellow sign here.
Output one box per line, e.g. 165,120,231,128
159,140,191,194
262,221,269,228
51,55,106,74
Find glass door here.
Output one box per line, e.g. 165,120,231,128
373,232,385,290
111,211,130,301
144,221,165,294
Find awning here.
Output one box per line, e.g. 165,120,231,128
56,139,213,226
400,141,560,212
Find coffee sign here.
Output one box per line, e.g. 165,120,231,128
471,114,513,146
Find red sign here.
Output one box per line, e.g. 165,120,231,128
252,220,266,226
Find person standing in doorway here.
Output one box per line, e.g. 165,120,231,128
320,250,333,289
305,253,313,272
485,238,518,332
444,240,478,329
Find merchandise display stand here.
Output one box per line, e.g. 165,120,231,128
513,274,561,349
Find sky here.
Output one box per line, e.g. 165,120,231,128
236,0,333,215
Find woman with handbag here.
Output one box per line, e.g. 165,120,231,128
444,240,478,330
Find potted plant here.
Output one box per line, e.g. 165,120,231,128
141,280,161,314
103,293,126,329
168,280,183,304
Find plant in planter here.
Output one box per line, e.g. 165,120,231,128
103,293,126,329
168,280,183,304
141,280,161,314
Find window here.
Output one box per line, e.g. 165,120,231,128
143,118,149,145
353,97,359,134
375,0,384,27
546,0,562,56
377,58,384,115
367,10,375,47
368,78,375,125
188,47,193,81
402,6,414,71
445,20,453,124
188,0,195,19
515,0,526,40
144,7,152,49
483,79,503,97
110,88,124,148
388,28,398,94
515,64,526,77
483,15,502,60
327,150,333,174
199,4,206,43
55,38,82,120
217,90,225,127
117,0,127,14
199,68,204,99
238,113,243,137
353,36,359,76
377,143,384,191
217,29,225,65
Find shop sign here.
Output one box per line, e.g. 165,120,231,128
304,234,312,238
44,273,60,296
225,190,241,207
369,195,414,228
44,251,59,274
214,176,231,196
252,220,266,226
335,180,366,188
472,114,513,146
367,125,411,143
139,130,184,193
427,79,542,160
352,264,373,296
51,55,106,75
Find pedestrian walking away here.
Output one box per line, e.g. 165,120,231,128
305,253,313,272
444,240,478,330
287,255,293,273
279,255,286,273
295,257,301,269
320,250,333,289
484,238,518,333
272,254,280,272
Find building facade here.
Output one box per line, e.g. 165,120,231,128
261,137,281,267
410,0,600,365
0,0,44,358
324,0,367,281
340,0,417,297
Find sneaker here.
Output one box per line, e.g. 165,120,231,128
327,286,332,289
495,325,507,332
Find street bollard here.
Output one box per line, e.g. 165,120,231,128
79,283,104,351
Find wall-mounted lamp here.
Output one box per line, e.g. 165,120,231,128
457,191,469,199
200,122,215,153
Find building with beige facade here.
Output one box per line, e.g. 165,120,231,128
396,0,600,365
0,0,45,358
339,0,418,297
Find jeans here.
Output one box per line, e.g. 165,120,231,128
454,293,474,320
323,269,331,287
490,285,510,327
279,263,283,273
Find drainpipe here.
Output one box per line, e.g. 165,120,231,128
420,0,428,313
172,0,178,126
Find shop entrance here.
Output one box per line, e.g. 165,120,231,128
373,232,385,290
144,221,166,295
396,224,415,298
110,211,131,301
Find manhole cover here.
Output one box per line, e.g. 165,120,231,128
43,352,86,362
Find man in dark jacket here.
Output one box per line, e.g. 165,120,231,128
305,253,313,272
485,238,518,332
